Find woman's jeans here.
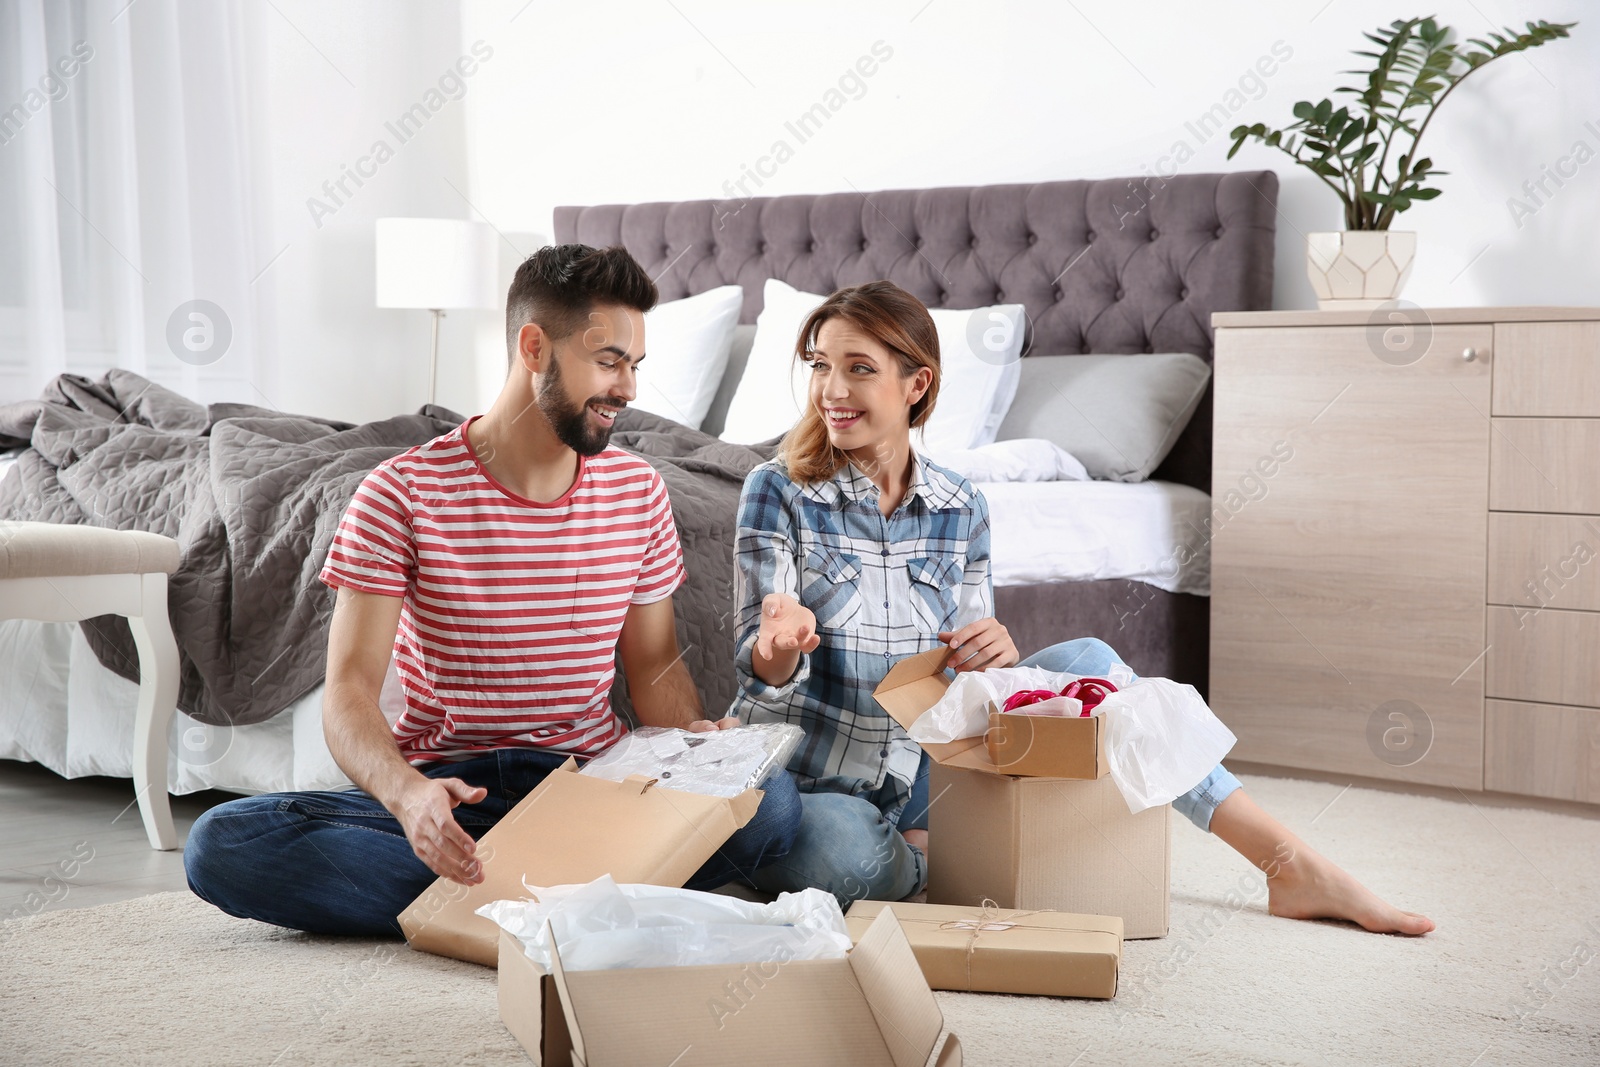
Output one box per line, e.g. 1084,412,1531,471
755,637,1241,909
184,747,802,936
750,770,929,909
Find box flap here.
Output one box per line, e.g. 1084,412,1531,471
934,1034,963,1067
874,647,954,733
400,760,763,966
848,908,948,1067
545,923,589,1067
496,929,573,1067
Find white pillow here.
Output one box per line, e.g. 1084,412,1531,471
923,439,1090,483
917,302,1025,452
718,280,820,445
632,285,744,430
718,279,1025,450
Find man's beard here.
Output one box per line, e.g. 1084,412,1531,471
537,353,622,457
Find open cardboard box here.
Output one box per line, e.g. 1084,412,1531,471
399,759,761,967
845,900,1122,999
496,909,962,1067
875,648,1171,939
875,647,1109,779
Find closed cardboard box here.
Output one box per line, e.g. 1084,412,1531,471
845,900,1122,999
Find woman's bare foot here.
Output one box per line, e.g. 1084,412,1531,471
1209,788,1434,936
1265,843,1435,935
902,827,928,858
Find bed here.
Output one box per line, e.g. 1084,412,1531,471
555,172,1277,690
0,171,1276,800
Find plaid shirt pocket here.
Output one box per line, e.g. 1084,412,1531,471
906,555,963,633
802,547,863,631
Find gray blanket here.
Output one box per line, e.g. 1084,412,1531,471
0,370,772,728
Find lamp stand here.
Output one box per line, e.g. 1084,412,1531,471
427,308,445,407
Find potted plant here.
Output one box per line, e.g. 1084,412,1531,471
1229,16,1574,308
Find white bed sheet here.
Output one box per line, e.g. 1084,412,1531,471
979,479,1211,595
0,619,350,796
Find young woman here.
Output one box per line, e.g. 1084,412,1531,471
730,279,1434,936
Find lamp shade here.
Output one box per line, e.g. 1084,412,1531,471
375,218,499,310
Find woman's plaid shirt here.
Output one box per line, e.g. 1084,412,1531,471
728,453,993,814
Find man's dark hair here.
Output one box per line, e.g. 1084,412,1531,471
504,244,657,364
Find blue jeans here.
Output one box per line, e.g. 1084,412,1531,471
748,782,927,908
184,747,802,936
1022,637,1242,832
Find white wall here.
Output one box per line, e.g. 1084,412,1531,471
455,0,1597,409
252,0,497,424
89,1,1591,421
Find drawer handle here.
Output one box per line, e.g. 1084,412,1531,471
1462,347,1478,362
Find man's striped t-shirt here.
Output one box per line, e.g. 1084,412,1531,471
318,417,686,765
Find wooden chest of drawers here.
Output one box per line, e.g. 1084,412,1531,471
1210,307,1600,804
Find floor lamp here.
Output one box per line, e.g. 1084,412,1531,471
375,218,499,407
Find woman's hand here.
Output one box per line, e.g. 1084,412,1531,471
756,593,821,659
938,617,1019,673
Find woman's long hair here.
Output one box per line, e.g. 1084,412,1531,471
779,280,941,485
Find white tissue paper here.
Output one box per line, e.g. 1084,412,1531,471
578,723,802,797
477,875,851,973
1099,678,1236,813
907,665,1082,743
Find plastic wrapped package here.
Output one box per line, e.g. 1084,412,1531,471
579,723,801,797
477,875,852,972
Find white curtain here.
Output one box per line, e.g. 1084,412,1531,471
0,0,267,406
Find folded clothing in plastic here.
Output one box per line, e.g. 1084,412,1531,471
579,723,801,798
478,875,851,972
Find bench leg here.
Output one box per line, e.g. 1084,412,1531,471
128,572,180,850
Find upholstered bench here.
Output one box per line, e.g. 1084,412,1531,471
0,522,182,849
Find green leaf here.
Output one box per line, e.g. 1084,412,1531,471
1408,187,1442,200
1292,101,1315,120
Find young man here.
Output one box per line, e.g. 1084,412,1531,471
184,244,799,935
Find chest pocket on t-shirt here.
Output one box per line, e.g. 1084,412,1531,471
907,556,963,634
801,547,863,632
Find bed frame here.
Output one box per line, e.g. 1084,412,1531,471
555,172,1280,693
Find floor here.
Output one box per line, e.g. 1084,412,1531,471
0,759,232,920
5,758,1600,1065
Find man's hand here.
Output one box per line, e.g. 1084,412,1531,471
756,593,821,659
939,617,1019,673
391,775,489,885
686,715,741,733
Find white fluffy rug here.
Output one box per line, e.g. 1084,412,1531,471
2,773,1598,1066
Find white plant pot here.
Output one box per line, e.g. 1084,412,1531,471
1306,231,1416,310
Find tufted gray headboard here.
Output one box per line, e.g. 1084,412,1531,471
554,171,1278,492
